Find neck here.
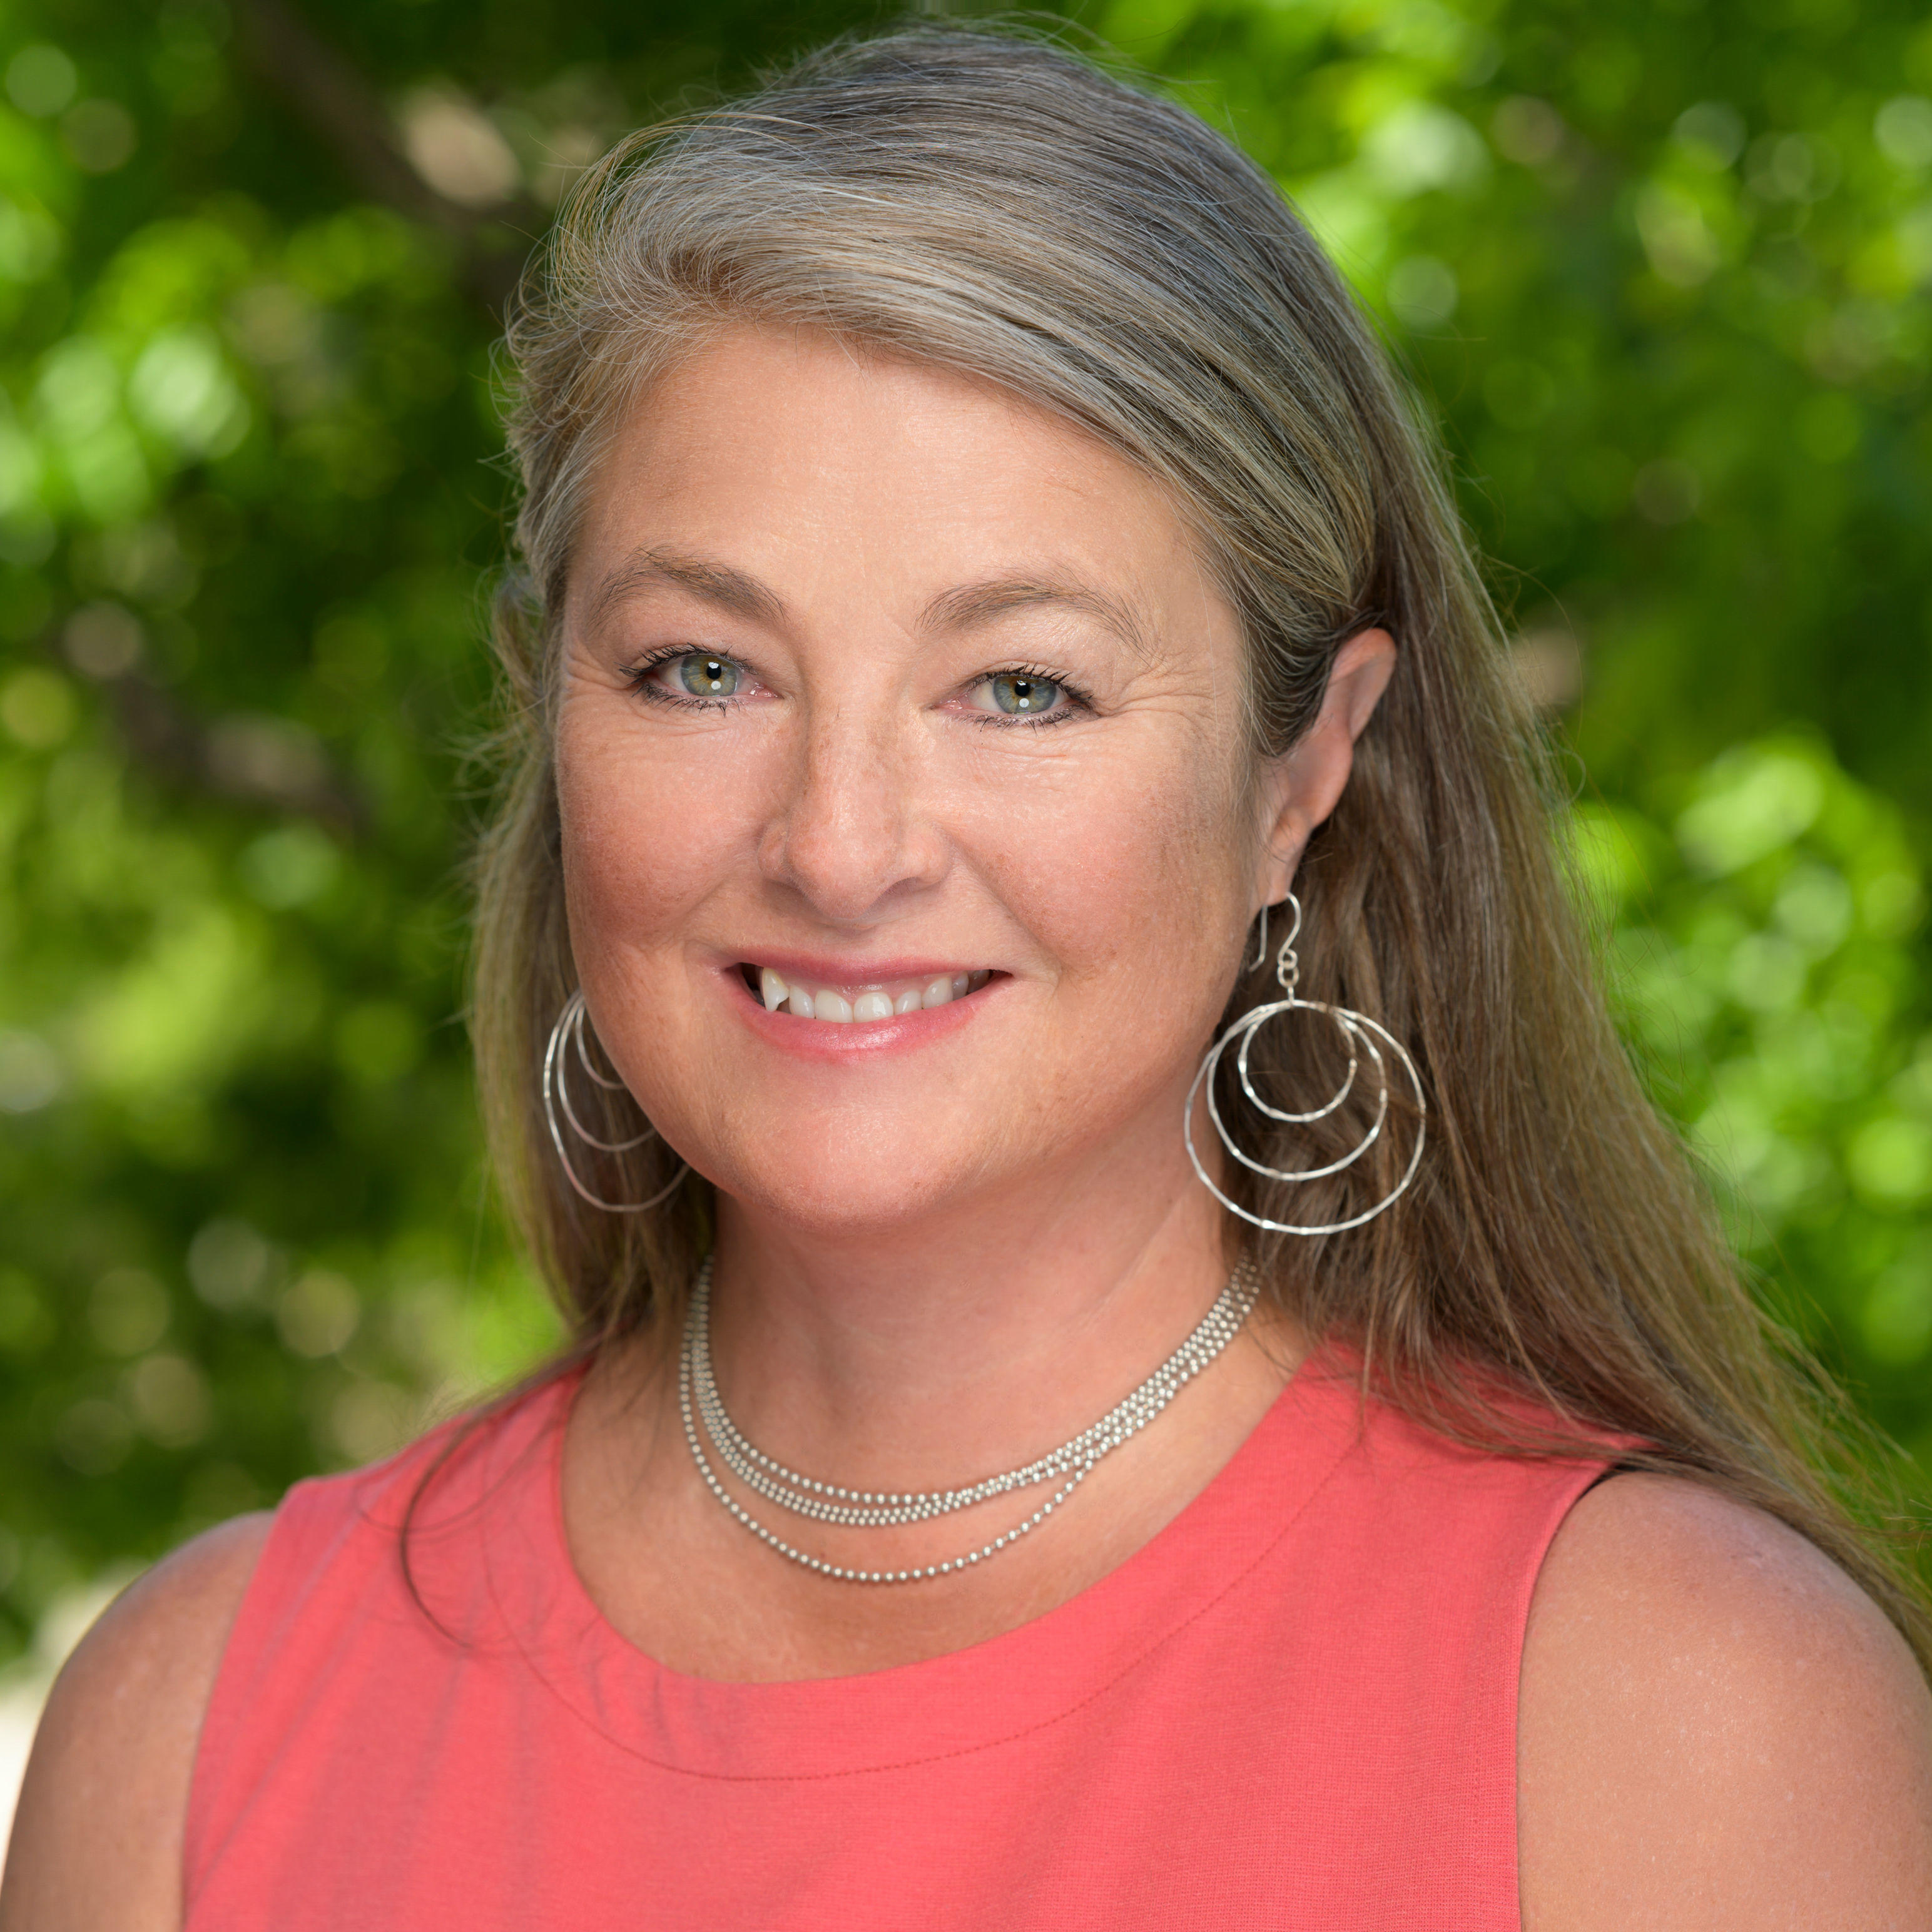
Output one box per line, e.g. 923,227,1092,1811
699,1117,1254,1493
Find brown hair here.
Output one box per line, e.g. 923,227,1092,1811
469,26,1930,1660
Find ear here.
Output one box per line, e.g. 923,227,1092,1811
1253,628,1396,908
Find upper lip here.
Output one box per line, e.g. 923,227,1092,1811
725,951,995,985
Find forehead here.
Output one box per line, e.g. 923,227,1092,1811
569,324,1231,646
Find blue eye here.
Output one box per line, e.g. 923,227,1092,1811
677,655,741,696
986,673,1061,715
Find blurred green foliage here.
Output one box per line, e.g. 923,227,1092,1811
1575,743,1932,1465
0,0,1927,1654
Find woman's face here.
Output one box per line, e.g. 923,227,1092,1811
556,323,1288,1233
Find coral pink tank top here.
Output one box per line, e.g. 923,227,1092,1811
184,1355,1608,1928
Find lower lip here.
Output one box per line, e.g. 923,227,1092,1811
725,969,995,1060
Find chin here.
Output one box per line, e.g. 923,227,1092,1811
703,1138,979,1236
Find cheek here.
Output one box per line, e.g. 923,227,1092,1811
977,731,1251,1011
553,702,741,969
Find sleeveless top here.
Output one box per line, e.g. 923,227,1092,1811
183,1353,1610,1929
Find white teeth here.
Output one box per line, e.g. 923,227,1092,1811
755,965,989,1021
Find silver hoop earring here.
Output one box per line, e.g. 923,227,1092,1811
1185,893,1425,1236
541,989,689,1214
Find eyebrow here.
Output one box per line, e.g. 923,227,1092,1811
921,577,1152,656
584,549,786,629
585,549,1151,656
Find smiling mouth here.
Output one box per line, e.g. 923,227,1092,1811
739,963,993,1024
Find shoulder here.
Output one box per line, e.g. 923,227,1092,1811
0,1512,273,1932
1518,1472,1932,1929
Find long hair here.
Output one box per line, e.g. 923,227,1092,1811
469,26,1931,1662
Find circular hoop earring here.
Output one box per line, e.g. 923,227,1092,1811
541,989,689,1214
1184,893,1426,1236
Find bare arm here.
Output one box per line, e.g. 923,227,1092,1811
1519,1473,1932,1929
0,1514,272,1932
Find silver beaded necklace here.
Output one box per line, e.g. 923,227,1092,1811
678,1254,1261,1585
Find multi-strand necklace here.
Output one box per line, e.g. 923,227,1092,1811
678,1254,1261,1585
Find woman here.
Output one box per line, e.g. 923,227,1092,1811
6,28,1929,1929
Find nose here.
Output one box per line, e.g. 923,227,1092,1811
757,690,948,924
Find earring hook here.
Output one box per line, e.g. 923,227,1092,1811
1251,890,1304,976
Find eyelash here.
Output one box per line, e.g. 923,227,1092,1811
622,647,749,713
968,662,1092,730
621,651,1094,728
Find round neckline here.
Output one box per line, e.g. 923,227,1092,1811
481,1349,1361,1782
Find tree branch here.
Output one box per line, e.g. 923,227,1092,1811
233,0,541,314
